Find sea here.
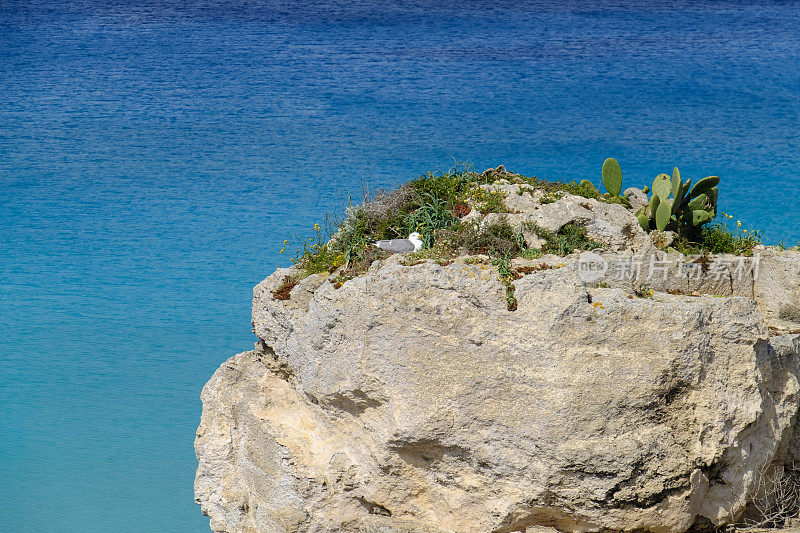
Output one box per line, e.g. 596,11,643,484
1,1,798,531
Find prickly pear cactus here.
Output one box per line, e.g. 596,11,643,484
688,176,720,199
602,158,623,197
655,199,672,231
598,159,719,234
652,173,671,200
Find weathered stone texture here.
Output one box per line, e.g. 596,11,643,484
195,189,800,532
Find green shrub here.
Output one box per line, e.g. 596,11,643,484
522,222,601,256
672,216,762,256
401,192,458,248
290,224,347,275
436,219,524,258
549,223,602,255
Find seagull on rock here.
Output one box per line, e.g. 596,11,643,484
371,232,423,253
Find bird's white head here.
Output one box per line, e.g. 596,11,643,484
408,232,423,251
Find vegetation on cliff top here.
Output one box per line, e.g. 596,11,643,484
287,164,605,281
284,161,776,290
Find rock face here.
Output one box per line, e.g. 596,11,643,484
195,188,800,532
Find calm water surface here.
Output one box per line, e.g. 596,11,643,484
1,1,798,531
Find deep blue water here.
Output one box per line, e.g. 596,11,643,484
1,1,798,531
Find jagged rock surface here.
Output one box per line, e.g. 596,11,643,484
466,183,652,252
195,189,800,533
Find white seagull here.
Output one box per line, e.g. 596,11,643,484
371,232,423,253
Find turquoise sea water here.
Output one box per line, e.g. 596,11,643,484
1,1,798,531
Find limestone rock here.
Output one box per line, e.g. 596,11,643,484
474,183,651,252
623,186,649,212
754,249,800,327
195,177,800,532
195,254,800,532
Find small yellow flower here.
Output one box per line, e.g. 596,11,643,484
283,239,288,245
279,247,285,253
314,223,321,231
737,220,741,228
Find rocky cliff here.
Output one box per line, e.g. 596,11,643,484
195,181,800,532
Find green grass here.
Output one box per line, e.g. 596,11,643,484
522,221,601,256
672,219,762,256
512,175,602,200
518,248,546,260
